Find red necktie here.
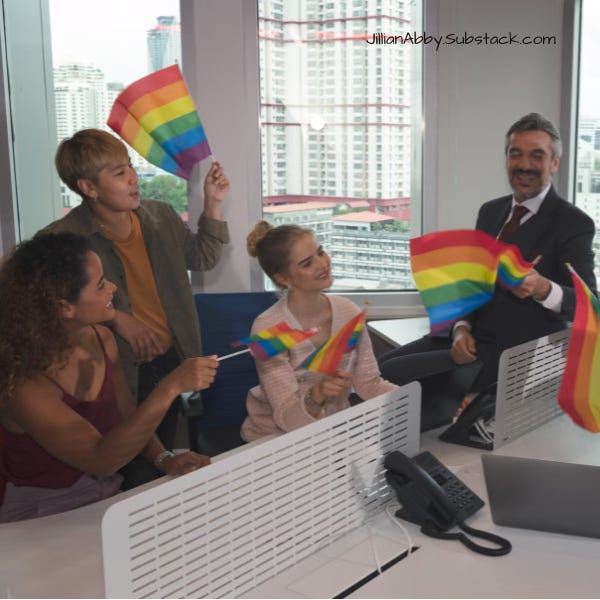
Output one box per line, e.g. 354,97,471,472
498,205,529,241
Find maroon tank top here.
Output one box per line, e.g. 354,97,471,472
0,327,122,500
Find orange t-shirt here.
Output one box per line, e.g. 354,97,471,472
104,213,173,352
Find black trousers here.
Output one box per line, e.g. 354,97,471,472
377,335,497,431
118,347,183,491
137,346,182,451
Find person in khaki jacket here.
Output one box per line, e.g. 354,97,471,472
40,129,229,472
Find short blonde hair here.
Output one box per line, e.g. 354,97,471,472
55,128,128,198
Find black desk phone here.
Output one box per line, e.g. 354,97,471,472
384,450,511,556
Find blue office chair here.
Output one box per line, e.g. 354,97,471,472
187,291,278,456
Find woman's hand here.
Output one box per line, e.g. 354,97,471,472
314,369,353,403
161,451,211,475
112,310,164,363
159,356,219,397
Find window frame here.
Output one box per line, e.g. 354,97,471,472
182,0,432,317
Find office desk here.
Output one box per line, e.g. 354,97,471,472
0,444,248,599
1,416,599,598
352,416,600,598
367,317,429,355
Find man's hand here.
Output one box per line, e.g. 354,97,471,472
511,269,551,301
450,326,478,364
202,162,229,219
161,451,211,476
113,311,164,363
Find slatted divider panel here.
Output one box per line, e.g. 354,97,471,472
102,384,420,598
494,329,570,449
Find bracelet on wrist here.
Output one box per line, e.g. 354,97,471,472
153,450,175,472
304,390,325,415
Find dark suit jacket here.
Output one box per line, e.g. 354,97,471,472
469,186,596,350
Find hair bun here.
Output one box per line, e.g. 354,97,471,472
246,220,273,257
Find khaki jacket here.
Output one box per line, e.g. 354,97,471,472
40,200,230,399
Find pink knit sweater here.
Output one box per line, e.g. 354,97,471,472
241,295,397,441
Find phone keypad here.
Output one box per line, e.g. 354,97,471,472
414,451,484,520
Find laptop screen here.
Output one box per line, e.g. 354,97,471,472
482,454,600,539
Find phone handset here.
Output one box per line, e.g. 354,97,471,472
384,450,512,556
384,450,459,531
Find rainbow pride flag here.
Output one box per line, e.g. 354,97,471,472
557,265,600,432
410,229,534,334
232,322,318,362
107,65,211,180
300,311,366,373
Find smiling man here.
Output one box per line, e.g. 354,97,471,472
379,113,597,425
450,112,596,391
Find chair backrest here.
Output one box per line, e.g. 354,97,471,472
192,291,278,430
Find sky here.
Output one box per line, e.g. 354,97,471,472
49,0,179,85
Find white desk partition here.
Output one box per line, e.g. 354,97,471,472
494,329,570,449
102,384,420,599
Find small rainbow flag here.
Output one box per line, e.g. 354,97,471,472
557,265,600,432
410,229,534,334
232,322,318,362
107,64,211,180
300,311,366,374
498,246,537,288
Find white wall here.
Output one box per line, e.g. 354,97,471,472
181,0,263,293
429,0,567,230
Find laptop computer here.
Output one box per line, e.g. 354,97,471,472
481,454,600,539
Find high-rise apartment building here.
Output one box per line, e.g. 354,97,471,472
54,63,108,139
147,16,181,72
258,0,418,289
259,1,413,203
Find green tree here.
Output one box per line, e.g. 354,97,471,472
138,175,188,214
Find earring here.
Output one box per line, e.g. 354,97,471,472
90,191,98,201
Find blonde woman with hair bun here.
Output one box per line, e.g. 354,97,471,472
241,222,397,441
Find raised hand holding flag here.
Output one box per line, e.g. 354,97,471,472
410,229,535,334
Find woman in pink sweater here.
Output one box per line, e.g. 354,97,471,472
241,221,397,441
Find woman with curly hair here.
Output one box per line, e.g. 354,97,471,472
241,221,397,441
0,233,218,522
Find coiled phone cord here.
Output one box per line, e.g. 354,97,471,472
421,519,512,556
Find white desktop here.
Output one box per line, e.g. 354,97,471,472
1,328,599,598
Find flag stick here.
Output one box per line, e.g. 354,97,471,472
218,348,251,361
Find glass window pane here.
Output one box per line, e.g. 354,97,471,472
576,0,600,281
257,0,423,291
48,0,187,215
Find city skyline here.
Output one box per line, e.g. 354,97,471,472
49,0,179,85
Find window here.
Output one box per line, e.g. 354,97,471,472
2,1,427,312
575,0,600,281
257,1,423,291
49,0,186,215
1,0,185,244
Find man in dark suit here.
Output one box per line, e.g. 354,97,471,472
379,113,597,426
